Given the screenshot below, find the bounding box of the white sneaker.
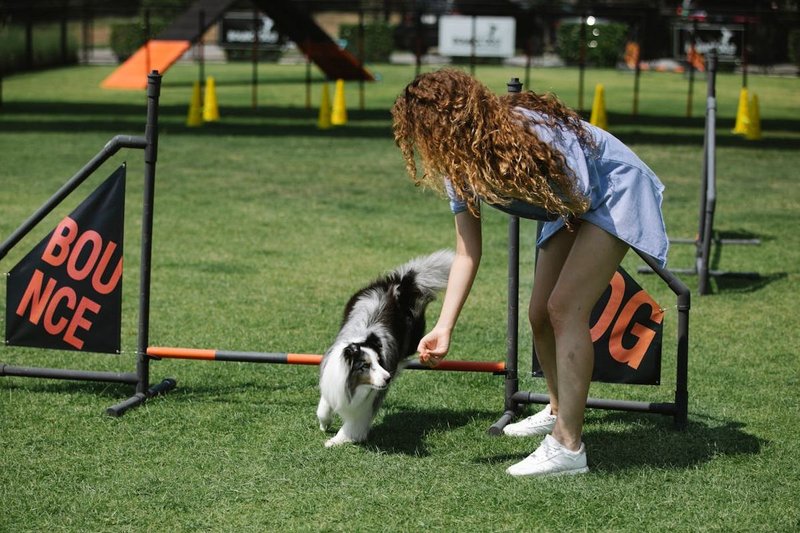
[502,404,557,437]
[506,434,589,477]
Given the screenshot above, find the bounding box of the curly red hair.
[391,69,592,220]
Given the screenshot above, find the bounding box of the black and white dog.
[317,250,454,447]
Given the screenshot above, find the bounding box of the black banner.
[535,266,663,385]
[5,165,126,354]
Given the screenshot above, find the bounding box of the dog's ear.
[364,333,382,354]
[343,343,361,361]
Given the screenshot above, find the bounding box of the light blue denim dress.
[446,108,669,267]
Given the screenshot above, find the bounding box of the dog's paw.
[324,435,353,448]
[318,419,331,432]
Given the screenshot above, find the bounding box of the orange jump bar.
[147,347,505,374]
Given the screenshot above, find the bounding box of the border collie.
[316,250,454,447]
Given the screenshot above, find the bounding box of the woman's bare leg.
[547,222,628,451]
[529,227,577,414]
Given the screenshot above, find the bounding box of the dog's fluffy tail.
[394,249,454,301]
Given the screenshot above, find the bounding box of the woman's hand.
[417,327,451,367]
[418,211,481,368]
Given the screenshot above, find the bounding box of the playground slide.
[101,40,191,90]
[101,0,372,90]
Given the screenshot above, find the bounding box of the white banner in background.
[438,16,516,58]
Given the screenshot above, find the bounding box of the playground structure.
[101,0,373,90]
[1,72,688,432]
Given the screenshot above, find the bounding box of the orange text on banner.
[590,270,663,370]
[14,216,122,350]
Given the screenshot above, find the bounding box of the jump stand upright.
[639,50,760,295]
[0,72,176,416]
[489,78,690,434]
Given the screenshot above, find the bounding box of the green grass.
[1,63,799,532]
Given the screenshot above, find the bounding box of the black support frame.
[639,50,759,295]
[488,78,690,435]
[0,71,175,415]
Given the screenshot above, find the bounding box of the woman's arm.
[418,210,482,365]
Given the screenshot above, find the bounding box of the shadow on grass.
[582,112,800,149]
[365,407,497,457]
[653,229,786,294]
[161,76,328,89]
[587,412,766,473]
[0,377,135,399]
[710,272,788,294]
[0,101,393,139]
[476,411,765,473]
[2,102,799,147]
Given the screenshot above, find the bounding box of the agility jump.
[0,72,505,417]
[1,73,687,431]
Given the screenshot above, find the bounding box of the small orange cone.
[745,93,761,140]
[732,87,750,135]
[589,83,608,130]
[186,80,203,127]
[317,82,332,129]
[331,79,348,126]
[203,76,220,122]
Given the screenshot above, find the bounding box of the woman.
[391,69,668,477]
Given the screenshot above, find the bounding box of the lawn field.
[1,62,799,531]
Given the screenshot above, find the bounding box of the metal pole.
[358,7,365,111]
[144,10,151,81]
[106,71,176,417]
[578,15,586,112]
[741,22,748,89]
[198,10,205,88]
[414,11,422,77]
[674,287,690,429]
[305,41,312,110]
[637,252,690,429]
[0,135,145,261]
[146,347,505,373]
[698,50,717,295]
[252,7,259,110]
[524,35,533,91]
[136,71,161,395]
[60,16,68,64]
[512,391,678,416]
[489,77,524,436]
[470,16,476,77]
[633,18,643,116]
[0,364,138,384]
[686,22,696,118]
